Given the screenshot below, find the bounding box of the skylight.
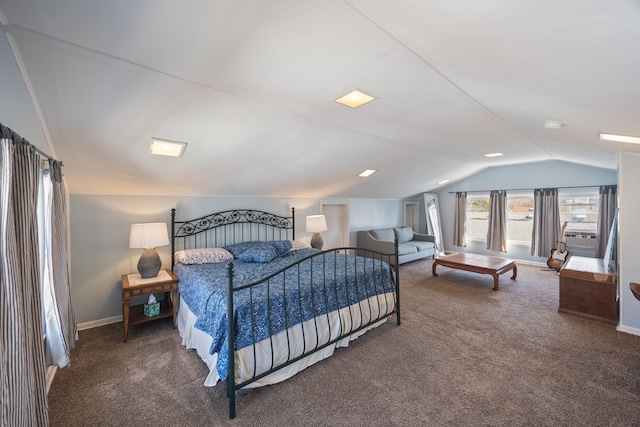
[359,169,377,177]
[336,89,376,108]
[150,138,187,158]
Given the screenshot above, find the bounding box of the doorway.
[404,201,419,232]
[320,202,349,249]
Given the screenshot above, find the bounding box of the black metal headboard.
[171,208,295,268]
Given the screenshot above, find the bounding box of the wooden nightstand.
[121,269,179,342]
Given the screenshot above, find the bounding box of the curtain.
[0,135,49,426]
[486,190,507,252]
[596,185,617,258]
[453,192,467,247]
[531,188,560,258]
[42,161,77,368]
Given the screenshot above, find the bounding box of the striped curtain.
[41,161,77,367]
[0,136,49,426]
[486,190,507,252]
[530,188,560,258]
[453,192,467,247]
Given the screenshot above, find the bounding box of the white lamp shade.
[129,223,169,248]
[306,215,327,233]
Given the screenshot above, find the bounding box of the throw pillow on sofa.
[394,226,414,243]
[370,228,395,241]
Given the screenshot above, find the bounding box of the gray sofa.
[357,226,436,265]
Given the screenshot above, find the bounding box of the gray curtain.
[0,135,49,426]
[50,160,77,359]
[42,160,77,367]
[453,192,467,247]
[531,188,560,258]
[596,185,617,258]
[486,190,507,252]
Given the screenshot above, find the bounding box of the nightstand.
[121,269,179,342]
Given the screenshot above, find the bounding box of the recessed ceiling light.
[359,169,376,177]
[336,89,376,108]
[484,152,504,158]
[545,120,565,129]
[438,179,451,185]
[599,133,640,144]
[150,138,187,158]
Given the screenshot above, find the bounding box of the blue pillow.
[271,240,292,256]
[237,245,279,263]
[224,241,264,258]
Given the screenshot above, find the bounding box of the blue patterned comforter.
[173,248,396,380]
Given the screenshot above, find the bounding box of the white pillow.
[289,240,311,251]
[174,248,234,265]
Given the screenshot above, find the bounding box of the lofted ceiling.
[1,0,639,198]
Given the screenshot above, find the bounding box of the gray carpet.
[48,259,640,426]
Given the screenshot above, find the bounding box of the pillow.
[237,245,279,263]
[370,228,395,242]
[271,240,293,256]
[394,226,415,244]
[289,240,311,251]
[224,241,265,258]
[174,248,234,265]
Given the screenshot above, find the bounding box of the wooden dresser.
[558,256,618,324]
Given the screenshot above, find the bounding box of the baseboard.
[617,324,640,337]
[46,366,57,394]
[77,315,122,331]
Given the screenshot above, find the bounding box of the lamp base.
[138,248,162,278]
[310,232,324,250]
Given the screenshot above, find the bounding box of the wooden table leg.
[492,273,499,291]
[432,261,439,277]
[122,300,130,343]
[511,264,518,280]
[171,290,178,329]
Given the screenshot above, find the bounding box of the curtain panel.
[453,192,467,247]
[1,123,73,426]
[486,190,507,252]
[0,137,49,427]
[596,185,617,259]
[531,188,560,258]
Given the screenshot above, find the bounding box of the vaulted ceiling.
[1,1,639,198]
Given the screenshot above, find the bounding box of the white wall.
[70,195,408,325]
[0,31,50,153]
[618,152,640,335]
[436,160,618,263]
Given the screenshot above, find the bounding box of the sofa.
[357,226,436,265]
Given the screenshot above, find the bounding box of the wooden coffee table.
[432,253,517,290]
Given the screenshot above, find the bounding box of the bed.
[170,207,400,418]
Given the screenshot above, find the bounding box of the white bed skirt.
[177,292,395,388]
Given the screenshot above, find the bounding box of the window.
[507,194,534,244]
[467,192,534,244]
[559,188,599,233]
[467,194,489,240]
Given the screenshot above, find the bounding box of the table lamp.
[306,215,327,249]
[129,222,169,278]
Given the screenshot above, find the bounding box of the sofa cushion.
[403,241,435,253]
[370,228,395,242]
[397,243,418,256]
[394,226,414,244]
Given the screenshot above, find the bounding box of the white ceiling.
[1,0,639,198]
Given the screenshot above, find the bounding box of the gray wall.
[436,160,618,263]
[69,195,409,326]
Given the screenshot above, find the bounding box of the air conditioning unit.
[564,231,597,257]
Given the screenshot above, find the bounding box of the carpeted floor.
[48,259,640,426]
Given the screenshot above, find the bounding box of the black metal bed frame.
[171,207,400,419]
